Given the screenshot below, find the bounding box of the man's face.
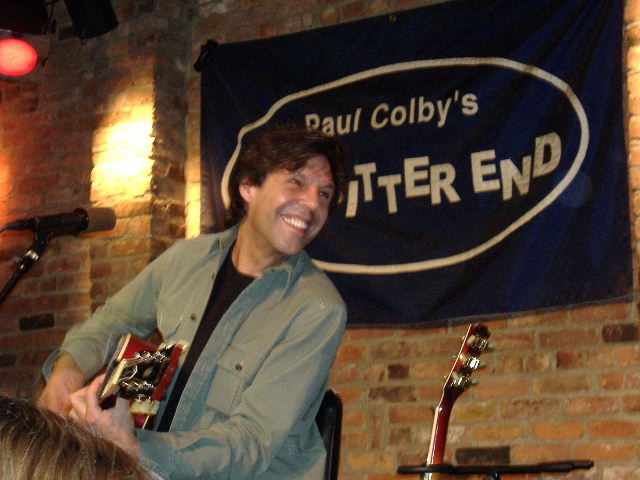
[239,154,335,265]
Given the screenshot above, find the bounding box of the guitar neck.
[425,395,453,480]
[422,323,490,480]
[426,400,452,466]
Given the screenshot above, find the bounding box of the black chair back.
[315,389,342,480]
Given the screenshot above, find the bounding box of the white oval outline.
[220,57,589,275]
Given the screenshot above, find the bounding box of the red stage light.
[0,38,38,76]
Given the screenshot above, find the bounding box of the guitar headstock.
[426,323,492,470]
[443,323,490,400]
[98,334,188,429]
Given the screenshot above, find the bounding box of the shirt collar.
[209,225,308,296]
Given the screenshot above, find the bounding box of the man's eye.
[320,191,332,200]
[289,178,302,186]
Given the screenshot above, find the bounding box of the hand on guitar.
[69,373,141,459]
[38,352,85,415]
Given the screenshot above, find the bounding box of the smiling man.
[39,125,351,480]
[234,154,336,274]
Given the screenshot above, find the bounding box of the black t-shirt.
[156,252,254,431]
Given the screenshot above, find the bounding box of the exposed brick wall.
[0,1,637,480]
[329,307,640,479]
[188,2,640,480]
[0,0,190,394]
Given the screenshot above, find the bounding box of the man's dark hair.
[226,125,350,226]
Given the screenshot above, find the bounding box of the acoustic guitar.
[98,333,188,429]
[424,323,491,480]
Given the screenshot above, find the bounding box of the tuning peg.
[459,353,482,370]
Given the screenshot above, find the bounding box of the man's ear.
[239,179,256,204]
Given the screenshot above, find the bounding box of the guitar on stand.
[425,323,490,480]
[98,333,188,429]
[397,323,593,480]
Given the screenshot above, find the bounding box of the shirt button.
[235,363,243,371]
[190,313,197,320]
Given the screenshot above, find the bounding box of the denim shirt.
[44,227,346,480]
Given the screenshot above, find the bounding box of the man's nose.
[299,187,321,209]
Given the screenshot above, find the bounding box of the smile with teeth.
[282,215,309,231]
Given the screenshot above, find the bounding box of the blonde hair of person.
[0,394,162,480]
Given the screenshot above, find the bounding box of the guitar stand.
[397,460,594,480]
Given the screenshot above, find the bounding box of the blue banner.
[199,0,631,326]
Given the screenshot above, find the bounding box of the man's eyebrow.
[316,178,335,191]
[294,170,335,188]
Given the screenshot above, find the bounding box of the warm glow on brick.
[0,156,12,224]
[92,149,153,198]
[185,160,201,238]
[91,105,154,202]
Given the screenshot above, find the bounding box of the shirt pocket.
[205,344,262,417]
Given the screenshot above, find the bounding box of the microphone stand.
[0,229,52,306]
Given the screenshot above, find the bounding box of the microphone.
[3,207,117,236]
